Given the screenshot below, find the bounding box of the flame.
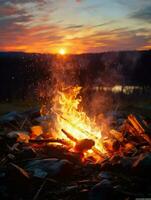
[51,85,106,161]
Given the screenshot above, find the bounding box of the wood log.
[61,129,106,159]
[128,114,151,145]
[29,138,69,146]
[61,129,77,142]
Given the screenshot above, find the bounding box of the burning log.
[103,138,120,153]
[61,129,77,143]
[128,114,145,134]
[109,129,123,142]
[61,129,106,159]
[75,139,95,152]
[128,114,151,145]
[29,138,70,146]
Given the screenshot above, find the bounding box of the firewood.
[128,114,144,134]
[61,129,78,142]
[75,139,95,152]
[29,138,69,146]
[128,114,151,145]
[61,129,106,159]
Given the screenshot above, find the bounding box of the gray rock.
[26,158,73,178]
[16,146,37,160]
[0,111,23,124]
[133,153,151,175]
[7,131,29,138]
[7,131,20,139]
[89,179,113,200]
[98,171,112,180]
[21,108,40,119]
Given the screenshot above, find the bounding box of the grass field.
[0,95,151,118]
[0,100,39,115]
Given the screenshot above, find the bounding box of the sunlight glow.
[59,48,66,55]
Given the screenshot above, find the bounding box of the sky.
[0,0,151,54]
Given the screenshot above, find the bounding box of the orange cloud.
[0,0,151,53]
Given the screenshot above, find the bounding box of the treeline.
[0,50,151,101]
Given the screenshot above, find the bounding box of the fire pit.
[1,84,151,199]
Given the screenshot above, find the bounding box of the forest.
[0,50,151,101]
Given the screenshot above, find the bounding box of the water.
[93,85,147,95]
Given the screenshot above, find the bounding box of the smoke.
[38,51,141,126]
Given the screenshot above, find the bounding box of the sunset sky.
[0,0,151,54]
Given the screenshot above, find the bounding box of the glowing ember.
[50,85,106,161]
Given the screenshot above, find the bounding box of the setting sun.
[59,48,66,55]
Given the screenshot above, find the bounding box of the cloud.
[0,0,46,4]
[0,0,151,53]
[0,5,19,17]
[93,21,115,28]
[65,24,84,29]
[64,27,151,53]
[131,5,151,22]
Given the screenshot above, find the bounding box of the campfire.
[44,85,106,162]
[16,84,151,164]
[1,84,151,199]
[1,61,151,200]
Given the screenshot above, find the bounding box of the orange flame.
[51,85,106,161]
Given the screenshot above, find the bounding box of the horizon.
[0,49,151,56]
[0,0,151,54]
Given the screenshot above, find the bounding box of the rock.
[102,155,133,171]
[7,131,20,139]
[75,139,95,152]
[89,179,113,200]
[7,131,30,143]
[118,157,132,170]
[65,185,78,193]
[34,115,51,123]
[117,118,125,126]
[16,146,37,160]
[7,153,15,160]
[26,158,73,178]
[21,108,40,119]
[0,111,23,125]
[98,171,112,180]
[133,153,151,176]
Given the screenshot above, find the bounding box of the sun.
[59,48,66,55]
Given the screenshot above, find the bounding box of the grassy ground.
[0,94,151,117]
[0,100,39,115]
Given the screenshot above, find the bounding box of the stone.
[26,158,73,178]
[0,111,23,124]
[133,153,151,176]
[98,171,112,180]
[16,146,37,160]
[7,131,30,143]
[89,179,113,200]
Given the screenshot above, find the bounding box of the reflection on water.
[94,85,145,95]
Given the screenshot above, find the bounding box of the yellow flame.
[51,85,106,161]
